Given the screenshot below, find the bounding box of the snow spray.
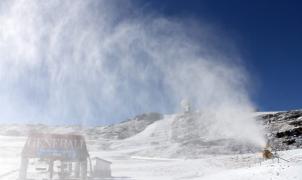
[0,0,266,149]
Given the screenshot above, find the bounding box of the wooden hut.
[91,157,112,178]
[19,133,89,180]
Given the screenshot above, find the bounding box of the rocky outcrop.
[260,110,302,150]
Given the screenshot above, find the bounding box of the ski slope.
[0,134,301,180]
[0,111,301,179]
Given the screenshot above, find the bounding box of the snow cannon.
[262,142,274,159]
[262,149,273,159]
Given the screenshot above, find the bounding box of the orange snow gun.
[262,149,273,159]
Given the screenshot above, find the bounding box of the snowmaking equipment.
[262,148,273,159]
[261,143,289,162]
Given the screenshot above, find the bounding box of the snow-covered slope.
[0,110,302,179]
[1,110,302,158]
[91,110,302,158]
[107,112,261,158]
[86,112,163,140]
[1,134,301,180]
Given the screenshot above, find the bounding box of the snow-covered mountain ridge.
[0,110,301,156]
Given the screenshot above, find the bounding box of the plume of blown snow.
[0,0,265,147]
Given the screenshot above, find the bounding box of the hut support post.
[81,160,87,180]
[19,157,28,180]
[75,162,80,178]
[49,160,54,179]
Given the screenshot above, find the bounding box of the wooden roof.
[91,157,112,164]
[22,133,89,161]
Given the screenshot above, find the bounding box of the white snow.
[0,112,301,180]
[90,148,302,180]
[1,134,301,180]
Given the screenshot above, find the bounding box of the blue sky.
[137,0,302,112]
